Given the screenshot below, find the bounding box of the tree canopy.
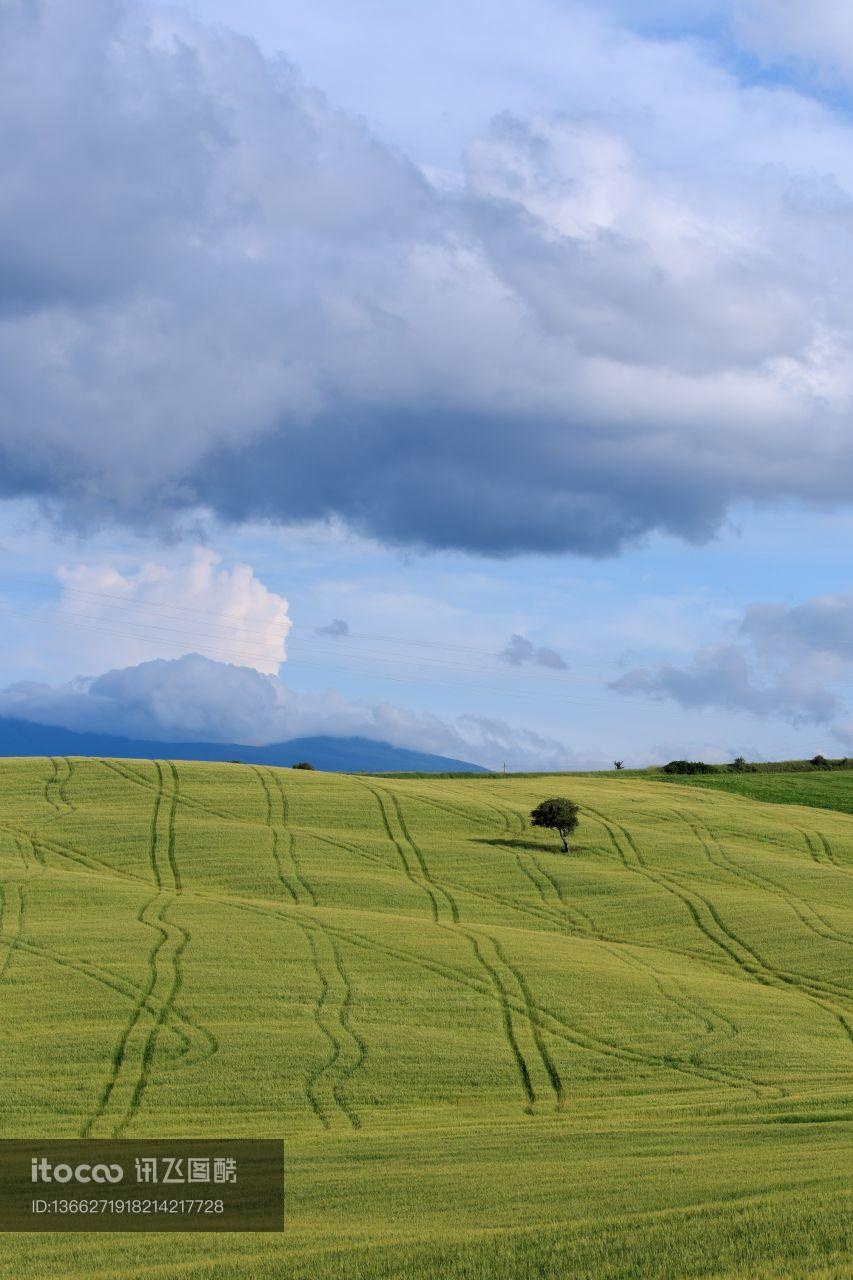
[530,797,580,852]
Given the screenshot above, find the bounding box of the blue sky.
[2,0,853,769]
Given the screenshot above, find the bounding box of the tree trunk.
[559,830,568,852]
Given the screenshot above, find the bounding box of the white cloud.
[611,589,853,728]
[57,548,291,674]
[732,1,853,82]
[0,653,593,771]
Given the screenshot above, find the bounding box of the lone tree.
[530,797,580,852]
[291,761,315,770]
[613,760,624,770]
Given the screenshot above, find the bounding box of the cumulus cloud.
[501,634,567,670]
[3,1,853,554]
[57,548,291,674]
[611,589,853,726]
[0,653,592,771]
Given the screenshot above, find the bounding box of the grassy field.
[0,758,851,1279]
[657,767,853,816]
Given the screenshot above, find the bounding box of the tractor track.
[676,810,853,957]
[82,762,202,1138]
[21,801,772,1100]
[253,767,362,1130]
[585,805,853,1051]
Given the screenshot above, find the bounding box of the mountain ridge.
[0,715,487,774]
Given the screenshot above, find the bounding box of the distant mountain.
[0,716,487,774]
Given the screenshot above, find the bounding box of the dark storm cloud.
[5,0,853,554]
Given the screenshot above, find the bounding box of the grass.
[655,767,853,816]
[0,757,851,1278]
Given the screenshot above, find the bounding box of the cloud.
[57,548,291,675]
[610,589,853,725]
[611,642,840,723]
[0,653,593,770]
[501,633,567,670]
[6,1,853,555]
[731,1,853,82]
[315,618,350,637]
[739,593,853,662]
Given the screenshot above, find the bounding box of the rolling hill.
[0,757,851,1279]
[0,715,487,773]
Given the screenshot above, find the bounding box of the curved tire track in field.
[525,848,740,1057]
[59,757,75,811]
[82,763,203,1138]
[668,812,853,1012]
[252,766,298,903]
[86,763,723,979]
[253,767,362,1130]
[98,758,243,828]
[9,771,763,1095]
[82,896,189,1137]
[329,936,366,1128]
[0,880,25,983]
[33,817,759,1105]
[371,782,565,1112]
[587,805,853,1052]
[799,827,853,879]
[818,831,853,876]
[387,791,459,923]
[17,935,214,1066]
[359,782,441,923]
[30,757,75,836]
[42,758,67,822]
[488,932,565,1109]
[463,930,536,1108]
[675,815,853,1047]
[381,787,495,832]
[319,790,753,1088]
[363,781,543,1106]
[221,890,771,1098]
[165,763,183,892]
[677,810,853,958]
[0,816,149,885]
[21,764,776,1106]
[269,770,318,907]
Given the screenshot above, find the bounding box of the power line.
[0,574,618,674]
[0,602,671,712]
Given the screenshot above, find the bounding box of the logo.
[31,1158,123,1185]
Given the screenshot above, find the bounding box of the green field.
[1,757,851,1279]
[658,767,853,816]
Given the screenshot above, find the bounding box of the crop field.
[659,767,853,817]
[0,758,851,1279]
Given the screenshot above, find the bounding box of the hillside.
[657,766,853,816]
[0,716,487,773]
[1,758,851,1279]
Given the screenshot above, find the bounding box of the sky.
[3,0,853,769]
